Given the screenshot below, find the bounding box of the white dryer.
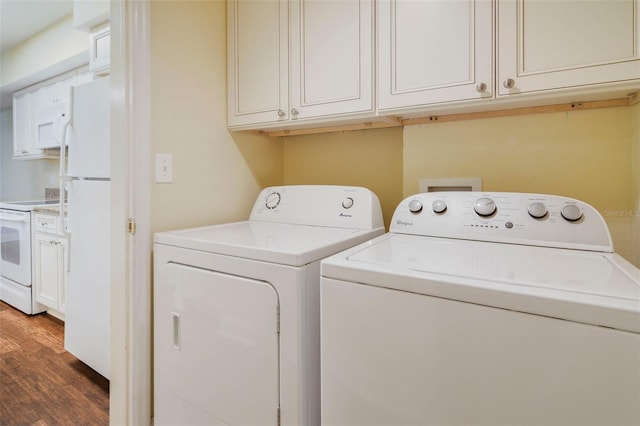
[153,185,384,426]
[321,192,640,426]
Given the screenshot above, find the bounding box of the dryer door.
[155,262,280,426]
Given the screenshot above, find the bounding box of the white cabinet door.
[289,0,374,119]
[12,90,45,158]
[497,0,640,96]
[228,0,374,128]
[227,0,289,127]
[378,0,493,111]
[89,25,111,74]
[12,93,30,157]
[37,81,59,112]
[34,233,61,309]
[57,74,76,108]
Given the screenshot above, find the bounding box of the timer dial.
[342,197,354,209]
[474,197,497,217]
[265,192,281,209]
[408,199,423,214]
[528,202,548,219]
[432,200,447,214]
[561,204,583,221]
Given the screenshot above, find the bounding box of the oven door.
[0,210,32,286]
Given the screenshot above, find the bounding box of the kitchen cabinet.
[377,0,494,111]
[12,89,49,158]
[33,213,68,318]
[89,25,111,74]
[12,92,33,157]
[37,72,75,114]
[379,0,639,114]
[227,0,375,129]
[497,0,640,96]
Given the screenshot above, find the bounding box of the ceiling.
[0,0,73,54]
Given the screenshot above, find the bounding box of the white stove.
[320,191,640,425]
[0,200,59,314]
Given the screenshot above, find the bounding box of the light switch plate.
[156,153,173,183]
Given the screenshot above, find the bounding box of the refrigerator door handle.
[59,176,71,239]
[59,86,72,241]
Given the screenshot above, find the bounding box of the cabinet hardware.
[476,83,487,93]
[503,78,515,89]
[291,108,299,117]
[277,109,286,118]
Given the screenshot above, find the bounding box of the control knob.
[432,200,447,214]
[561,204,583,221]
[474,197,496,217]
[342,197,354,209]
[265,192,281,209]
[528,202,548,219]
[408,199,423,214]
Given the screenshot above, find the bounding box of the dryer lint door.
[154,262,280,426]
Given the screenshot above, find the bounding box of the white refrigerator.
[61,76,111,379]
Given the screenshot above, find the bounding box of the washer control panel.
[250,185,384,230]
[391,192,613,252]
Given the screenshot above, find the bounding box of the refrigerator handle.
[59,85,73,179]
[59,85,73,240]
[59,177,71,239]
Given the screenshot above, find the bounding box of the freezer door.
[64,179,110,379]
[67,76,110,179]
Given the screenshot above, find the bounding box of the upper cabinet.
[89,25,111,74]
[497,0,640,96]
[377,0,494,111]
[13,91,44,158]
[379,0,639,114]
[227,0,375,130]
[228,0,639,133]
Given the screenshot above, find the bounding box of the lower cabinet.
[33,213,68,318]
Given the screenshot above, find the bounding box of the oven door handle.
[0,213,29,223]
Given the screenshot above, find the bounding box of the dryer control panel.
[250,185,384,231]
[391,192,613,252]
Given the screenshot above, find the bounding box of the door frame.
[111,0,152,424]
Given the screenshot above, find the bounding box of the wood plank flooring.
[0,301,109,425]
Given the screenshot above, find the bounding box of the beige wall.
[283,107,637,265]
[404,107,636,264]
[283,127,404,230]
[150,0,283,234]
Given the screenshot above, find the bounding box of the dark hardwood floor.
[0,301,109,425]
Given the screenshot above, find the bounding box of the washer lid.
[321,234,640,333]
[154,221,384,267]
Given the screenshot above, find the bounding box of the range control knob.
[408,199,423,214]
[561,204,583,221]
[432,200,447,214]
[528,202,548,219]
[342,197,354,209]
[474,197,496,217]
[265,192,281,209]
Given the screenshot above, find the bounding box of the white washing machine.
[321,192,640,426]
[153,185,384,426]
